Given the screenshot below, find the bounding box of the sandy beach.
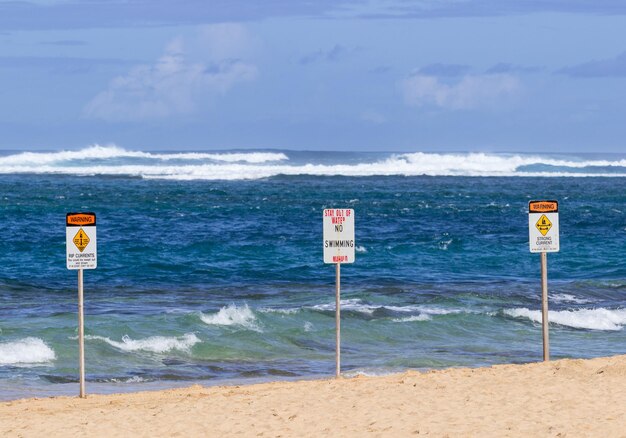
[1,355,625,437]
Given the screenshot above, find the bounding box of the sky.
[1,0,626,152]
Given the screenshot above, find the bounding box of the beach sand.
[1,355,625,437]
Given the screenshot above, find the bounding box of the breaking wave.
[392,315,432,323]
[309,299,462,317]
[0,337,56,365]
[0,146,624,179]
[200,303,261,331]
[504,307,626,331]
[86,333,200,353]
[0,144,287,166]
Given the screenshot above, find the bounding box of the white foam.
[148,151,288,163]
[399,152,626,173]
[439,239,453,250]
[0,337,56,365]
[309,299,459,317]
[392,314,432,323]
[304,321,314,332]
[355,246,368,253]
[0,147,625,179]
[0,144,287,166]
[504,307,626,331]
[310,299,380,314]
[109,376,148,383]
[387,305,462,316]
[86,333,200,353]
[343,368,400,378]
[259,307,300,315]
[200,303,261,331]
[550,293,592,304]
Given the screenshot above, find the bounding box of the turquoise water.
[0,147,625,399]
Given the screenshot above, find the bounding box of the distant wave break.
[0,144,625,179]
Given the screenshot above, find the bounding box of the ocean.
[0,145,625,400]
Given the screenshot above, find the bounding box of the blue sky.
[1,0,626,152]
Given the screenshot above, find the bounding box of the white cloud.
[84,24,258,121]
[401,73,520,110]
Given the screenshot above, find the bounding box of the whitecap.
[355,246,368,253]
[309,299,460,317]
[438,239,453,250]
[1,148,626,179]
[0,144,288,166]
[391,315,431,323]
[200,303,261,331]
[550,293,592,304]
[85,333,200,353]
[258,307,300,315]
[0,337,56,365]
[504,307,626,331]
[310,299,379,314]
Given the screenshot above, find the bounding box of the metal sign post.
[323,208,355,378]
[540,252,549,361]
[528,201,559,362]
[78,268,85,397]
[66,212,97,398]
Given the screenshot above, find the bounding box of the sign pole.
[66,212,96,399]
[528,200,558,362]
[335,262,341,378]
[323,208,354,379]
[540,252,549,361]
[78,268,86,397]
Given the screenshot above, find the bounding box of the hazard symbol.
[73,228,90,252]
[535,214,552,236]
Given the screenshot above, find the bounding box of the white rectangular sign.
[66,212,97,270]
[323,208,355,264]
[529,201,559,253]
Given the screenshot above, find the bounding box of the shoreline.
[2,354,625,437]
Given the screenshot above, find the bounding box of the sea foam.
[0,337,56,365]
[200,303,261,331]
[85,333,200,353]
[504,307,626,331]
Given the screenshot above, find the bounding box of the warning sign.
[323,209,355,264]
[73,228,90,252]
[535,214,552,236]
[529,201,559,253]
[67,212,97,270]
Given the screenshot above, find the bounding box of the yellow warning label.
[535,214,552,236]
[73,228,90,252]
